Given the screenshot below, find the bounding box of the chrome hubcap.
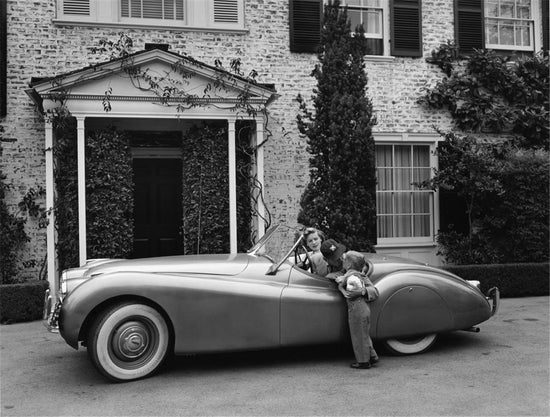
[112,321,150,361]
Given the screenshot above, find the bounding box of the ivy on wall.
[420,44,549,150]
[54,121,134,270]
[85,128,134,259]
[181,121,257,254]
[182,123,230,254]
[419,44,550,264]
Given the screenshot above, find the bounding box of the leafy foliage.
[55,122,134,269]
[182,123,230,254]
[422,130,549,264]
[0,161,29,284]
[297,0,377,251]
[53,119,79,271]
[85,128,134,259]
[0,129,47,284]
[420,47,549,150]
[182,122,256,254]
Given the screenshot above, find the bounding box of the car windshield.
[248,224,304,264]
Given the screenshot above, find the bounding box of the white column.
[45,121,57,297]
[255,119,266,238]
[77,117,87,266]
[228,119,237,253]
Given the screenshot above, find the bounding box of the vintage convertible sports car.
[44,224,499,382]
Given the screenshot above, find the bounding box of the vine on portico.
[41,33,273,267]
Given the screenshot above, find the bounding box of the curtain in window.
[376,144,432,239]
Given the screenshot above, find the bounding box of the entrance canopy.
[26,47,277,297]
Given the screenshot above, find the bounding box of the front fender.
[59,272,176,348]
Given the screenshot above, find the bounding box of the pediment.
[27,49,276,117]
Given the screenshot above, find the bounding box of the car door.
[279,266,348,346]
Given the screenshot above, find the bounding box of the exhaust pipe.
[462,326,480,333]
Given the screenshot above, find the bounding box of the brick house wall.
[1,0,545,278]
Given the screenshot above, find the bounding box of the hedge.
[444,263,549,298]
[0,280,49,324]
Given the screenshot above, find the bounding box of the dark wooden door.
[132,158,183,258]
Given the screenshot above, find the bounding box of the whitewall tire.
[383,334,438,355]
[87,303,170,382]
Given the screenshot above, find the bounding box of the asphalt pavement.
[1,296,548,416]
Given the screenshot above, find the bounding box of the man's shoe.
[370,356,379,365]
[350,362,371,369]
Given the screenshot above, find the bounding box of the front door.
[132,158,183,258]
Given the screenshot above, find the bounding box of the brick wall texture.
[0,0,479,277]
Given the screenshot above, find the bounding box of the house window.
[485,0,534,50]
[455,0,544,54]
[289,0,422,57]
[56,0,244,31]
[375,144,434,242]
[341,0,386,55]
[120,0,185,21]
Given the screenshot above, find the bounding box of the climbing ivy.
[420,46,549,150]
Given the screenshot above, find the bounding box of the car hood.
[83,253,250,278]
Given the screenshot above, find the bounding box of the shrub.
[423,131,549,265]
[0,280,49,324]
[444,263,549,298]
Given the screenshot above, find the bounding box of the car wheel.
[87,302,170,382]
[383,334,438,355]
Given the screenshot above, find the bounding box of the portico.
[26,47,277,298]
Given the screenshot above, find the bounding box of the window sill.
[53,19,249,34]
[365,55,395,63]
[376,240,436,249]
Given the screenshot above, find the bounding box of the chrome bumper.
[43,289,61,333]
[486,287,500,317]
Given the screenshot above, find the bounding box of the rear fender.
[372,272,453,339]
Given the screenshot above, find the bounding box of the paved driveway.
[1,296,548,416]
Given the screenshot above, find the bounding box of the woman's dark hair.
[302,227,326,244]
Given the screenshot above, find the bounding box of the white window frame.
[374,134,440,247]
[333,0,391,58]
[55,0,245,32]
[484,0,541,51]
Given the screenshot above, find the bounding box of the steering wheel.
[294,244,314,273]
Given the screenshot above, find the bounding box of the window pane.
[363,10,381,35]
[396,215,412,237]
[500,2,515,18]
[376,193,392,215]
[377,167,392,190]
[377,216,393,238]
[500,20,515,44]
[485,0,499,17]
[413,214,430,237]
[395,145,411,167]
[349,10,362,29]
[395,192,410,214]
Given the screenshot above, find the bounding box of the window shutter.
[390,0,422,57]
[289,0,322,53]
[455,0,484,54]
[213,0,239,24]
[62,0,90,16]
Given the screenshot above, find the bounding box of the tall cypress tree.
[297,0,377,252]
